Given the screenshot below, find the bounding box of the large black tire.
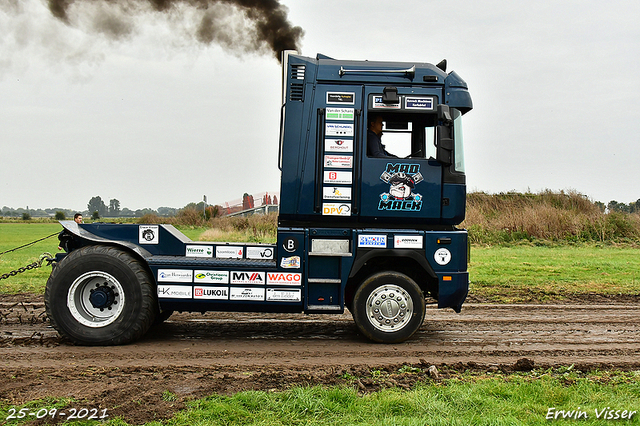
[44,245,157,345]
[351,271,426,343]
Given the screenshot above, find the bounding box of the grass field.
[1,223,639,300]
[2,223,640,424]
[1,369,639,425]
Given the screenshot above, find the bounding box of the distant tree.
[205,205,221,219]
[92,210,100,220]
[22,212,31,220]
[109,199,121,217]
[157,207,178,217]
[55,211,66,220]
[88,196,107,217]
[607,200,629,213]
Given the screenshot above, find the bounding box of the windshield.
[452,108,465,173]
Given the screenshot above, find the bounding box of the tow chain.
[0,253,55,281]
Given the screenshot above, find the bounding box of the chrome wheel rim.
[365,284,413,332]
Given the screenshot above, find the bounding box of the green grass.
[2,370,639,425]
[469,244,640,302]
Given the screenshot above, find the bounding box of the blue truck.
[45,51,473,345]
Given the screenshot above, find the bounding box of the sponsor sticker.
[230,287,265,301]
[325,138,353,153]
[358,235,387,248]
[378,163,424,212]
[323,170,352,184]
[405,96,434,110]
[157,269,193,283]
[193,286,229,300]
[230,271,266,285]
[323,186,352,201]
[282,237,299,253]
[185,245,213,258]
[246,246,274,260]
[267,272,302,286]
[323,203,351,216]
[194,270,229,283]
[326,92,355,105]
[280,256,301,269]
[394,235,423,249]
[157,285,192,299]
[266,288,301,302]
[216,246,244,259]
[326,107,355,120]
[324,155,353,169]
[434,248,452,265]
[325,122,354,137]
[139,225,159,244]
[372,95,400,109]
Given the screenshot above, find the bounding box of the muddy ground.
[1,293,639,425]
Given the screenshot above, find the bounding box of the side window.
[366,112,437,159]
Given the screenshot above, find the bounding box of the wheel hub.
[89,284,116,309]
[366,284,413,332]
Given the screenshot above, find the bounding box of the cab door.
[358,87,443,225]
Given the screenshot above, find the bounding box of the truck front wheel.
[352,272,426,343]
[45,245,156,345]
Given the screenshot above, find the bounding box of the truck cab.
[45,52,473,345]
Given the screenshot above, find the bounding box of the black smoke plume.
[47,0,304,61]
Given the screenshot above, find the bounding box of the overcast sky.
[1,0,639,211]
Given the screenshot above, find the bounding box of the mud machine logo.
[378,163,424,211]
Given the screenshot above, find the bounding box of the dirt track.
[1,294,639,424]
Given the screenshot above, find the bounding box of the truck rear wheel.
[45,245,156,345]
[352,272,426,343]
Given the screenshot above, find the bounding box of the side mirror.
[436,104,454,166]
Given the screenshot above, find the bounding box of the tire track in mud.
[1,301,639,368]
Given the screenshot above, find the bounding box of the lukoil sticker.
[324,170,352,184]
[185,245,213,257]
[323,203,351,216]
[157,269,193,283]
[434,248,452,265]
[139,225,159,244]
[266,288,301,302]
[246,246,274,260]
[193,286,229,300]
[394,235,423,249]
[358,235,387,248]
[194,270,229,283]
[216,246,243,259]
[379,163,424,212]
[280,256,301,269]
[230,287,265,301]
[157,285,192,299]
[323,186,352,201]
[230,271,265,285]
[325,138,353,153]
[267,272,302,285]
